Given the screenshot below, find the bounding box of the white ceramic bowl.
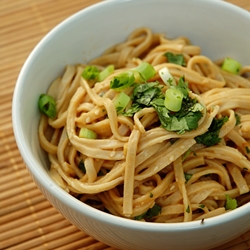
[12,0,250,249]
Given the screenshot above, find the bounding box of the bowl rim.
[12,0,250,231]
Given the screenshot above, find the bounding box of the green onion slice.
[159,67,176,86]
[79,127,97,139]
[82,66,100,80]
[98,65,114,82]
[113,92,130,114]
[38,94,57,119]
[225,194,237,210]
[110,70,135,91]
[164,88,183,112]
[133,62,156,82]
[221,57,241,74]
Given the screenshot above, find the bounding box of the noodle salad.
[38,27,250,223]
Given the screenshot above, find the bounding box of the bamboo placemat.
[1,0,250,249]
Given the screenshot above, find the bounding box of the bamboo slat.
[0,0,249,249]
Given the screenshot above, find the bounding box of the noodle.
[38,27,250,223]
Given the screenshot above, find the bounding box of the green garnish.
[199,204,205,209]
[186,205,190,213]
[235,113,241,126]
[110,62,156,91]
[124,77,203,134]
[133,62,156,82]
[132,81,163,106]
[38,94,57,119]
[159,67,176,86]
[82,66,100,80]
[110,70,135,91]
[134,204,161,220]
[78,160,86,173]
[246,147,250,154]
[150,193,153,198]
[164,52,186,66]
[225,194,237,210]
[153,78,203,134]
[113,92,130,114]
[195,116,228,146]
[79,127,97,139]
[221,57,241,74]
[97,65,114,82]
[164,88,183,112]
[184,173,193,183]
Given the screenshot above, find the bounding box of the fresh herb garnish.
[124,77,203,134]
[184,173,193,183]
[110,62,156,91]
[225,194,237,210]
[79,127,97,139]
[98,65,114,82]
[235,113,241,126]
[195,116,228,146]
[164,52,186,66]
[82,66,100,80]
[221,57,241,75]
[246,147,250,154]
[113,92,130,114]
[38,94,57,119]
[78,160,86,174]
[123,81,164,116]
[153,78,203,134]
[134,204,161,220]
[110,71,135,91]
[132,81,164,106]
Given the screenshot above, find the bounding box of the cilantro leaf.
[123,77,203,134]
[110,71,135,91]
[195,116,228,146]
[235,113,241,126]
[124,82,163,116]
[184,172,193,182]
[78,160,86,173]
[184,111,203,131]
[164,52,186,66]
[134,204,161,221]
[175,76,189,98]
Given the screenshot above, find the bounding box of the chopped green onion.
[221,57,241,74]
[82,66,100,80]
[164,88,183,112]
[38,94,57,119]
[97,65,114,82]
[225,194,237,210]
[79,127,97,139]
[113,92,130,114]
[110,70,135,91]
[110,62,155,91]
[133,62,156,82]
[159,67,176,86]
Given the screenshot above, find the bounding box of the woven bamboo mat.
[1,0,250,249]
